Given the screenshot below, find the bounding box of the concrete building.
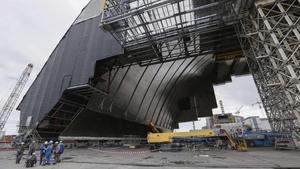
[205,117,214,129]
[243,116,272,131]
[203,114,244,131]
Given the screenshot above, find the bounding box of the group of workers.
[16,140,65,167]
[40,140,65,165]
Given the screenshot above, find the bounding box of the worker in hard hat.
[56,141,64,163]
[39,141,48,165]
[16,142,25,164]
[28,140,36,155]
[26,152,37,167]
[44,140,53,165]
[53,141,59,164]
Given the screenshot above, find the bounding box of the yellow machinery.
[221,129,247,151]
[147,127,247,151]
[147,129,216,143]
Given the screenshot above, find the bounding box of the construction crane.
[252,100,262,109]
[0,64,33,135]
[147,129,248,151]
[234,106,244,115]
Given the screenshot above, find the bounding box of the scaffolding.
[237,0,300,132]
[99,0,300,134]
[100,0,242,66]
[35,84,107,139]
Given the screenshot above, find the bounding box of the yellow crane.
[147,124,247,151]
[147,129,216,143]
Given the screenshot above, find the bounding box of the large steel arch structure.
[17,0,299,139]
[100,0,300,134]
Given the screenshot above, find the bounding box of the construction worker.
[216,139,222,149]
[56,141,64,163]
[39,141,48,165]
[44,140,53,165]
[25,152,37,167]
[16,142,25,164]
[53,141,59,164]
[28,140,36,155]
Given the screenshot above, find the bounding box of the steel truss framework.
[237,0,300,132]
[100,0,241,66]
[35,85,105,138]
[100,0,300,134]
[0,64,33,133]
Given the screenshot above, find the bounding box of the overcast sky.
[0,0,266,135]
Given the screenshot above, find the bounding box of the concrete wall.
[243,116,271,131]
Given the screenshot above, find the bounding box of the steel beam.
[237,0,300,132]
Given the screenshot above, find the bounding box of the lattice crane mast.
[0,64,33,133]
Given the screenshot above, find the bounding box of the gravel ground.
[0,147,300,169]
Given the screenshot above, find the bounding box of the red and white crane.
[0,64,33,135]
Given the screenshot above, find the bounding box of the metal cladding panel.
[19,16,122,127]
[87,54,217,129]
[127,64,161,119]
[74,0,101,25]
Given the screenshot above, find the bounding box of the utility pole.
[192,96,199,131]
[252,101,262,109]
[0,64,33,136]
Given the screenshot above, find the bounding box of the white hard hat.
[32,140,36,143]
[21,142,25,145]
[49,140,53,144]
[59,141,63,143]
[33,152,36,155]
[55,141,59,144]
[44,141,48,144]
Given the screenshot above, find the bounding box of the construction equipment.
[0,64,33,136]
[147,129,216,144]
[147,124,248,151]
[234,106,243,115]
[148,122,160,133]
[275,138,296,150]
[241,131,293,147]
[274,132,296,150]
[221,129,247,151]
[251,101,262,109]
[243,131,274,147]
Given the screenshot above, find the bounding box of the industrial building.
[16,0,300,141]
[243,116,272,131]
[204,114,271,132]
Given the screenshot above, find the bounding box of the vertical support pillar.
[238,0,300,132]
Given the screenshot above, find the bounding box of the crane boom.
[0,64,33,133]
